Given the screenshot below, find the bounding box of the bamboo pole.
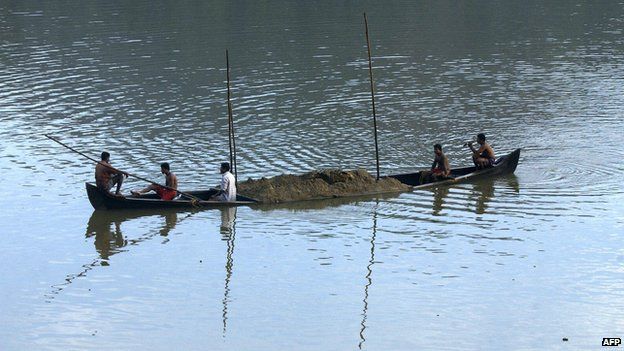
[226,50,238,184]
[364,13,380,180]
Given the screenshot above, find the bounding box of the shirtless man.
[420,144,451,184]
[95,151,128,195]
[467,133,495,169]
[131,162,178,200]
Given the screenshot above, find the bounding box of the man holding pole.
[131,162,178,200]
[466,133,496,169]
[419,144,451,184]
[95,151,128,196]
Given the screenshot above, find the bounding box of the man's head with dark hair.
[434,143,443,156]
[101,151,110,161]
[160,162,170,173]
[477,133,486,143]
[220,162,230,173]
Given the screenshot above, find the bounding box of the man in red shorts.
[419,144,451,184]
[131,162,178,200]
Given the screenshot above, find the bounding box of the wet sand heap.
[238,169,411,204]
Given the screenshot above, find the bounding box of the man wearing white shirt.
[214,162,236,202]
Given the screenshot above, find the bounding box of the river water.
[1,1,623,350]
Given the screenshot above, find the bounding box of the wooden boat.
[86,183,258,210]
[387,148,521,188]
[86,149,520,210]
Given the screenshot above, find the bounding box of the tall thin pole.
[226,50,238,184]
[364,13,380,180]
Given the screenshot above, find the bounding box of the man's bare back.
[95,152,127,194]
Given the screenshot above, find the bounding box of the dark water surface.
[1,1,623,350]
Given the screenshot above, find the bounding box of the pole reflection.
[359,202,378,349]
[220,207,237,337]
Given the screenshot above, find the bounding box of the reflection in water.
[504,174,520,194]
[431,186,450,216]
[472,180,496,215]
[85,211,127,261]
[85,210,179,260]
[46,210,184,301]
[220,207,237,337]
[253,192,402,212]
[359,204,378,349]
[472,175,519,215]
[426,175,520,216]
[220,207,237,236]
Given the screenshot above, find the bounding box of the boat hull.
[86,183,258,210]
[387,148,521,188]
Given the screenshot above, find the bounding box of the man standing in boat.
[95,151,128,196]
[467,133,496,169]
[420,144,451,184]
[131,162,178,200]
[212,162,237,202]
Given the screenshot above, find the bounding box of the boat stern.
[85,183,108,210]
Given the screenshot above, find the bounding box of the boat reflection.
[252,192,403,212]
[85,210,180,260]
[426,174,520,215]
[471,174,519,215]
[45,209,188,301]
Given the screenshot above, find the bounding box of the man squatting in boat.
[420,143,451,184]
[95,151,128,196]
[466,133,496,169]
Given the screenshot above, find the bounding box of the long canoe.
[86,183,258,210]
[387,148,521,188]
[86,149,520,210]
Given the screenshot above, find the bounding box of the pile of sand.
[238,169,411,204]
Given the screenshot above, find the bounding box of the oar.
[44,134,202,206]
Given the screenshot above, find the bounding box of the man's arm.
[102,162,128,177]
[467,142,478,155]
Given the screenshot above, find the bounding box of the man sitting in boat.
[95,151,128,196]
[420,144,451,184]
[466,133,496,169]
[211,162,237,202]
[131,162,178,200]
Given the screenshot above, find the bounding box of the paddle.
[44,134,202,206]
